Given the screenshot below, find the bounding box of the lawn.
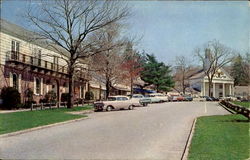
[188,114,249,160]
[232,101,250,108]
[0,105,93,135]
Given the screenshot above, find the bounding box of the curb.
[181,118,197,160]
[0,116,89,138]
[218,103,235,114]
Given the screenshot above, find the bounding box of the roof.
[189,67,234,81]
[0,19,69,57]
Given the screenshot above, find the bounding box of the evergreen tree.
[141,54,174,92]
[231,54,249,86]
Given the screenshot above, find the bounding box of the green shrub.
[85,91,94,100]
[24,88,34,108]
[44,90,57,103]
[61,93,69,102]
[0,87,21,109]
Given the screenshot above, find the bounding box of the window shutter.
[18,74,22,92]
[34,77,36,94]
[41,78,43,95]
[9,72,13,87]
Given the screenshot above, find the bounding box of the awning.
[133,88,156,93]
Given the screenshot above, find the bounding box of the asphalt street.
[0,102,229,159]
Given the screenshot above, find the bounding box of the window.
[33,48,42,66]
[53,56,59,70]
[117,97,123,101]
[11,40,20,60]
[13,74,18,90]
[219,92,223,97]
[219,84,223,89]
[122,97,128,101]
[36,78,40,94]
[107,97,116,101]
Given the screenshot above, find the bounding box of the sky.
[1,1,249,66]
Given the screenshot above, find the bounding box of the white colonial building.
[189,68,234,98]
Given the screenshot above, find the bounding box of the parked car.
[149,93,169,102]
[144,94,161,103]
[183,95,193,101]
[193,96,206,102]
[94,96,134,112]
[170,96,178,102]
[225,95,237,101]
[210,97,219,101]
[128,94,151,107]
[170,95,184,102]
[176,95,184,101]
[202,96,213,101]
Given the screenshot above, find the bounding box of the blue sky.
[1,1,249,65]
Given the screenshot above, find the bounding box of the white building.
[189,68,234,98]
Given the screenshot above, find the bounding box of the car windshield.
[107,97,116,101]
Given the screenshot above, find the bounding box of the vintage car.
[94,96,134,112]
[128,94,151,107]
[183,95,193,101]
[144,94,161,103]
[148,93,169,103]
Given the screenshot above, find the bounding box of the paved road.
[0,102,229,159]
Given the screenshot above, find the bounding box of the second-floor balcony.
[6,51,68,74]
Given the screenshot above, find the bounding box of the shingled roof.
[0,19,69,56]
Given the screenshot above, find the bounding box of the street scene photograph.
[0,0,249,159]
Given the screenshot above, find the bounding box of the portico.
[202,81,234,97]
[190,68,234,98]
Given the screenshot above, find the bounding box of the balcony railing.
[7,51,68,74]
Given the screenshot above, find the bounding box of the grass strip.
[0,105,93,135]
[188,114,249,160]
[232,101,250,108]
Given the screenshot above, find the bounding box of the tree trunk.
[182,76,185,95]
[105,80,110,100]
[208,79,213,97]
[130,77,133,95]
[67,73,74,108]
[67,61,75,108]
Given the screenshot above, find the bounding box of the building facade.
[0,19,88,104]
[189,68,234,98]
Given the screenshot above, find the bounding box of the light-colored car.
[129,94,151,107]
[94,96,134,112]
[193,96,206,102]
[224,95,237,101]
[149,93,169,102]
[144,94,161,103]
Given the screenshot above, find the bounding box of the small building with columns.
[189,68,234,98]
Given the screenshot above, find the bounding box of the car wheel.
[143,103,148,107]
[128,105,134,110]
[106,106,112,112]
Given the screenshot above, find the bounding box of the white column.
[79,86,82,98]
[213,83,216,97]
[46,85,49,93]
[40,78,43,95]
[232,85,235,96]
[9,72,13,87]
[203,81,206,96]
[34,77,36,94]
[229,84,232,95]
[18,74,22,92]
[222,83,225,97]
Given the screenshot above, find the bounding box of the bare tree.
[121,41,144,94]
[174,56,191,95]
[195,40,234,97]
[26,0,129,108]
[90,23,126,99]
